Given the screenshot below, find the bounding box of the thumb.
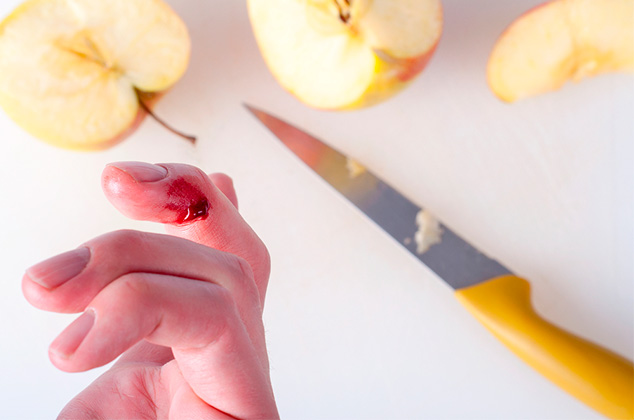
[101,162,270,302]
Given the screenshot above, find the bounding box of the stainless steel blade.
[246,105,511,289]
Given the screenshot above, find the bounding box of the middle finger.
[23,230,264,350]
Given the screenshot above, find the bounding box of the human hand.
[22,162,278,419]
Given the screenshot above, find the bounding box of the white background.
[0,0,632,419]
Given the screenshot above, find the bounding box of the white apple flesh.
[487,0,634,102]
[247,0,443,110]
[0,0,191,150]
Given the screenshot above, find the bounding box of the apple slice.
[247,0,442,110]
[487,0,634,102]
[0,0,191,150]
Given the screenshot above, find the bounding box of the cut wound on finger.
[103,162,212,226]
[165,177,210,224]
[102,162,271,303]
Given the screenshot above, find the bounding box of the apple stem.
[334,0,351,24]
[138,98,197,144]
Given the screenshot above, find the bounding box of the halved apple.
[247,0,443,110]
[487,0,634,102]
[0,0,191,150]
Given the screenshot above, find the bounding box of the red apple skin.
[397,41,440,83]
[337,6,443,112]
[398,1,443,84]
[334,36,441,111]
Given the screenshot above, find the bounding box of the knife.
[246,104,634,419]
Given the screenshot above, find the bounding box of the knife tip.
[243,103,272,125]
[242,102,257,114]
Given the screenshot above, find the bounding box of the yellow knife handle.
[454,275,634,419]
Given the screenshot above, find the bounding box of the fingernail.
[26,247,90,289]
[109,161,167,183]
[50,309,95,359]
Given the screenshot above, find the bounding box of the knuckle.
[113,370,159,417]
[226,254,261,305]
[250,236,272,283]
[215,284,242,327]
[91,273,156,320]
[100,229,151,256]
[234,255,255,282]
[123,229,153,248]
[209,282,236,312]
[111,273,153,301]
[195,284,239,345]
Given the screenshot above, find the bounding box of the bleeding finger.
[101,162,270,301]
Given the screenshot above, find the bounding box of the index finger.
[101,162,271,303]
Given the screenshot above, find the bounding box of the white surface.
[0,0,632,418]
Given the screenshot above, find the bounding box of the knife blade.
[246,104,634,420]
